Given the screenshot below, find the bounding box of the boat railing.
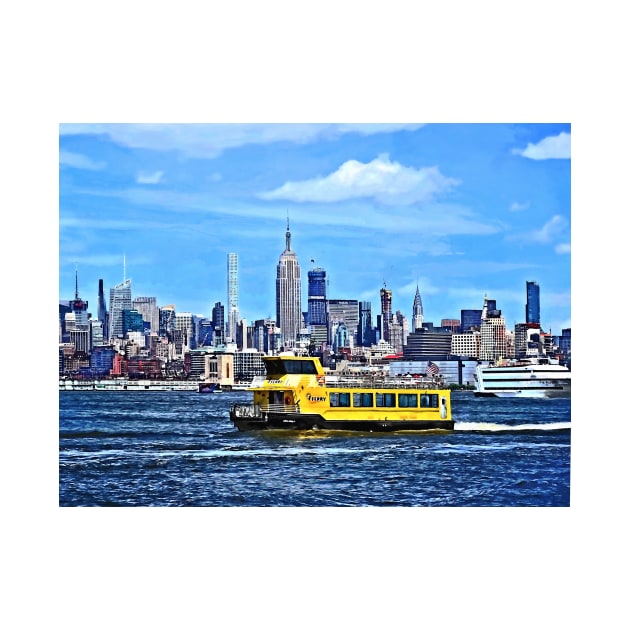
[259,403,301,414]
[324,376,443,390]
[232,403,301,417]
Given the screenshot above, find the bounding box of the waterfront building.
[109,279,132,340]
[380,285,393,342]
[227,253,239,342]
[403,328,453,359]
[526,280,541,324]
[390,359,479,387]
[89,345,116,377]
[204,353,234,388]
[275,219,302,348]
[133,296,159,333]
[233,350,266,383]
[451,331,481,358]
[479,295,512,360]
[412,284,424,331]
[188,348,211,378]
[480,315,509,360]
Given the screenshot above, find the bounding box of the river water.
[59,390,570,507]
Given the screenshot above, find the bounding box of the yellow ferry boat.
[229,355,453,432]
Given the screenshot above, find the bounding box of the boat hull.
[230,409,454,432]
[474,386,570,399]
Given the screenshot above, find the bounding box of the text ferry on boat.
[229,355,453,432]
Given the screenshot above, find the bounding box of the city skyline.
[59,123,571,332]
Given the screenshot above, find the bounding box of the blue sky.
[59,123,570,333]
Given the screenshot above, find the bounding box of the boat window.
[282,359,318,375]
[264,358,284,375]
[376,393,396,407]
[330,392,351,407]
[353,393,374,407]
[420,394,439,408]
[398,393,418,408]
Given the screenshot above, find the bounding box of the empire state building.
[276,219,302,348]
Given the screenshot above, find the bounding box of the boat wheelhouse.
[229,356,453,432]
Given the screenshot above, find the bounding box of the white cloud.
[58,123,425,158]
[510,201,530,212]
[531,215,569,243]
[512,132,571,160]
[59,150,105,170]
[136,171,164,184]
[555,242,571,254]
[258,154,459,205]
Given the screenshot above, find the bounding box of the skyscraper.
[212,301,225,346]
[380,284,392,342]
[109,279,132,339]
[133,296,159,333]
[97,278,108,340]
[276,219,302,347]
[328,299,359,347]
[358,301,374,347]
[307,266,328,348]
[526,281,540,324]
[227,253,239,341]
[412,283,424,331]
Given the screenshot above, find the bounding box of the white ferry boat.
[474,356,571,398]
[59,378,200,391]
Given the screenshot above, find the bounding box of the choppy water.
[59,390,570,506]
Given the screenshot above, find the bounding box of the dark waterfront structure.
[526,280,541,324]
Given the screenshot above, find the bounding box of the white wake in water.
[454,421,571,432]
